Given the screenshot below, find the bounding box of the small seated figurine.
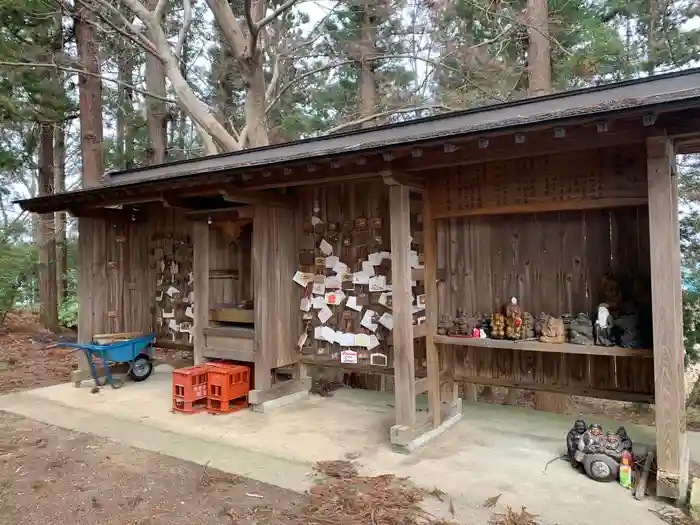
[521,312,535,339]
[566,419,587,461]
[539,316,566,344]
[604,431,624,462]
[617,427,633,453]
[578,423,605,454]
[437,314,453,336]
[490,313,506,339]
[454,308,468,335]
[594,303,615,347]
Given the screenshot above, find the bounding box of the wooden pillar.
[646,135,688,500]
[422,186,442,428]
[193,221,210,366]
[389,184,417,427]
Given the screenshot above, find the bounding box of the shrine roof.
[17,67,700,214]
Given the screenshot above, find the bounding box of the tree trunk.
[358,0,378,128]
[646,0,660,74]
[75,7,104,187]
[54,123,67,304]
[244,56,269,148]
[38,122,59,331]
[526,0,552,96]
[53,10,67,305]
[146,0,168,164]
[116,42,135,169]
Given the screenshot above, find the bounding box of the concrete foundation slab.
[0,365,695,525]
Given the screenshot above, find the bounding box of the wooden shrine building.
[18,68,700,500]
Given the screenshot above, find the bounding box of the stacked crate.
[172,365,208,414]
[205,363,250,414]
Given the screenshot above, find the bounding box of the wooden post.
[423,186,442,428]
[646,135,688,501]
[193,221,210,366]
[389,184,417,427]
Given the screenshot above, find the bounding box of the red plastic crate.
[205,363,250,414]
[206,397,249,414]
[172,365,208,414]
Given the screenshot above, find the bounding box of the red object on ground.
[205,363,250,414]
[172,365,208,414]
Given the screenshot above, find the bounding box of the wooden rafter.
[219,185,298,208]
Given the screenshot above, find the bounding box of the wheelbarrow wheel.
[128,355,153,382]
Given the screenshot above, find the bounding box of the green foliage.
[0,231,37,324]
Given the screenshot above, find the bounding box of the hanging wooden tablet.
[356,290,369,306]
[369,217,383,229]
[355,217,368,231]
[299,250,315,265]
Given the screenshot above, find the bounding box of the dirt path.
[0,411,300,525]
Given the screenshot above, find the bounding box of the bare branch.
[204,0,248,60]
[266,60,353,114]
[0,60,175,103]
[325,105,458,135]
[154,0,168,21]
[244,0,258,53]
[174,0,192,58]
[462,0,573,56]
[73,0,159,56]
[257,0,298,29]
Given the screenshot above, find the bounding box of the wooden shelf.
[300,357,394,375]
[433,335,652,358]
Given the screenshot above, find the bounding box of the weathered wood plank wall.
[430,144,655,400]
[209,224,253,309]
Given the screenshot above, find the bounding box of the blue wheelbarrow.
[54,333,156,389]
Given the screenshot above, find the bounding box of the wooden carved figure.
[490,313,505,339]
[539,316,565,343]
[505,297,523,340]
[453,308,468,335]
[437,314,453,336]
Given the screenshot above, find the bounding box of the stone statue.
[616,427,633,453]
[539,316,566,344]
[578,424,605,454]
[566,420,587,461]
[603,431,624,462]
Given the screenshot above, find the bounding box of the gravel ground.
[0,411,301,525]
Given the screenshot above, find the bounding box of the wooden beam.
[432,197,648,220]
[193,222,210,366]
[398,123,649,173]
[185,206,256,221]
[455,375,654,404]
[389,184,417,428]
[433,335,653,358]
[243,170,380,191]
[220,185,298,208]
[161,194,195,209]
[382,170,425,193]
[646,135,688,500]
[423,186,442,428]
[248,378,310,405]
[415,372,450,395]
[201,346,255,363]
